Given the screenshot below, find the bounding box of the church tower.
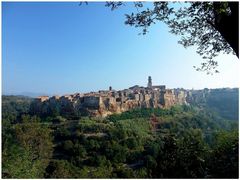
[147,76,152,88]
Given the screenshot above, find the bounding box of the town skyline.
[3,75,239,97]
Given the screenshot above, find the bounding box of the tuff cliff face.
[29,83,238,119]
[30,77,188,117]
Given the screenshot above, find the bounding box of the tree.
[105,2,239,74]
[3,115,53,178]
[206,130,239,178]
[14,116,53,178]
[45,160,80,178]
[2,143,41,178]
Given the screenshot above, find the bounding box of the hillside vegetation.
[205,89,239,120]
[2,90,239,178]
[188,88,239,120]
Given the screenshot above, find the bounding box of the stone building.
[31,77,188,117]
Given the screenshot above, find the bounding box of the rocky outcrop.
[30,77,194,117]
[30,85,188,117]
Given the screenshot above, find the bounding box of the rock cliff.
[30,84,188,117]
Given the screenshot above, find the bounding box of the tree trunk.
[214,2,239,58]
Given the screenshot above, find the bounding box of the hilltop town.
[31,77,238,118]
[30,77,192,117]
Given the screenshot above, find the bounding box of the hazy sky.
[2,2,240,95]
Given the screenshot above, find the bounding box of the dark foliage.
[2,95,239,178]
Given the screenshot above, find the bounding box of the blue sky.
[2,2,240,95]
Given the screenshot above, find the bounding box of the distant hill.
[188,88,239,121]
[206,88,239,121]
[3,92,52,98]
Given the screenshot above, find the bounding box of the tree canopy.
[2,95,239,178]
[105,2,239,74]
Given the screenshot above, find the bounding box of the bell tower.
[147,76,152,88]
